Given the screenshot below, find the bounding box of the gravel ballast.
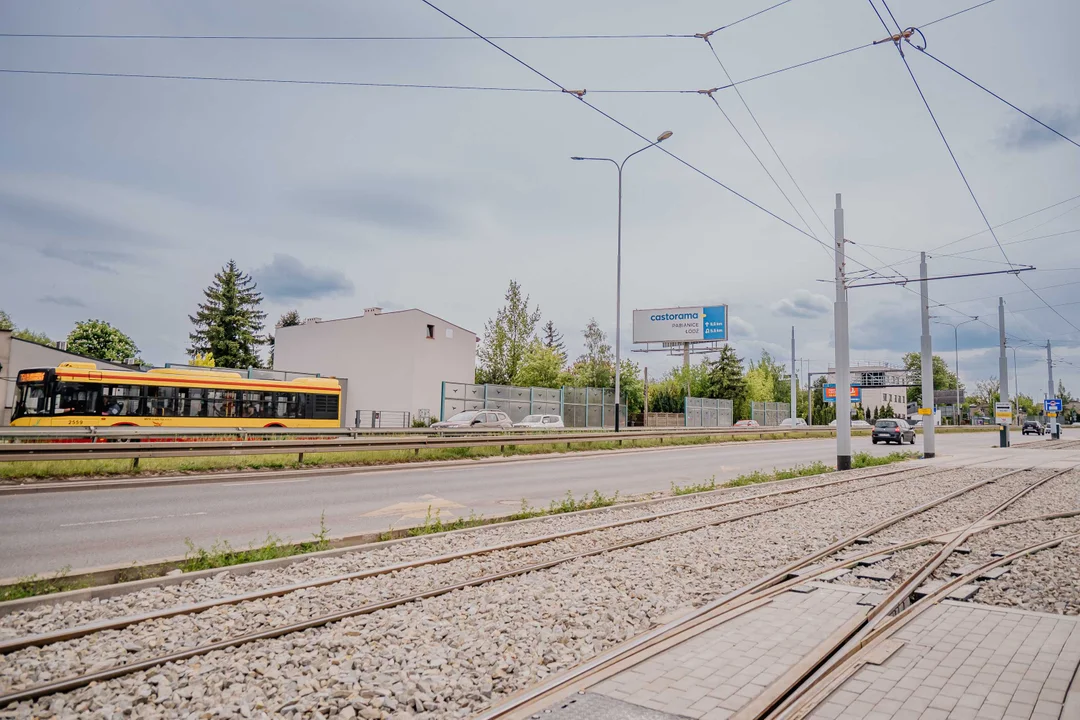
[1,466,996,718]
[0,465,924,640]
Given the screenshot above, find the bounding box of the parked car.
[513,414,565,429]
[828,419,873,429]
[1022,420,1044,436]
[734,419,760,427]
[431,410,513,430]
[872,419,916,445]
[779,418,808,428]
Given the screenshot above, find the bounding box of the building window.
[426,324,435,339]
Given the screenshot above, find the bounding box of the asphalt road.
[0,431,1030,577]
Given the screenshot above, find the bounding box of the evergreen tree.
[475,280,541,385]
[704,346,748,416]
[67,319,140,363]
[188,260,267,369]
[541,320,566,362]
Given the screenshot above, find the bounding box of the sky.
[1,0,1078,400]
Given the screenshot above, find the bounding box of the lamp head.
[570,156,585,161]
[657,130,673,142]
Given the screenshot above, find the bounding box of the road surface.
[0,431,1032,577]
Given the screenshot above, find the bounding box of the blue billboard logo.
[702,305,727,340]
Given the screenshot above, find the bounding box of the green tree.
[703,346,748,418]
[903,352,961,405]
[188,260,267,369]
[66,319,140,362]
[191,352,215,367]
[512,340,564,388]
[567,318,614,388]
[1016,393,1038,417]
[1057,380,1073,404]
[268,309,301,368]
[618,359,644,414]
[541,320,566,363]
[476,280,541,385]
[0,310,54,345]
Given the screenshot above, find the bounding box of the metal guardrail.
[0,426,838,464]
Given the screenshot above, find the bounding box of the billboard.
[632,305,727,344]
[824,384,862,403]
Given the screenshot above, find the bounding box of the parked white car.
[829,419,873,429]
[512,414,565,429]
[779,418,808,428]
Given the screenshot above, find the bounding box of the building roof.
[282,308,477,336]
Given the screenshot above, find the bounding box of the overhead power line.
[0,31,698,41]
[919,0,1001,29]
[913,48,1080,150]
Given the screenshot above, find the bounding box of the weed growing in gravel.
[180,512,331,572]
[671,475,718,495]
[725,462,832,488]
[852,451,918,468]
[406,509,486,537]
[0,566,81,602]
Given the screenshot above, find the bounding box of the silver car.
[431,410,513,430]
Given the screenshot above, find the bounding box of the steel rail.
[777,531,1080,720]
[0,465,1012,707]
[477,484,1078,720]
[465,466,1032,719]
[743,463,1080,720]
[0,463,926,654]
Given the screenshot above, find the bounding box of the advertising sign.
[1045,398,1063,414]
[823,384,862,403]
[632,305,727,344]
[994,402,1013,425]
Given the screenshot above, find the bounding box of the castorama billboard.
[632,305,728,343]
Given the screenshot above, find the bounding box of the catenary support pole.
[791,327,797,424]
[919,253,936,458]
[1048,340,1058,439]
[643,367,649,428]
[834,194,851,470]
[998,297,1010,448]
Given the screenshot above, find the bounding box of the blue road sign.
[1045,398,1063,413]
[702,305,727,341]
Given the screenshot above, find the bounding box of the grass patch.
[0,566,84,603]
[179,513,331,572]
[0,431,839,482]
[672,475,718,495]
[852,450,918,468]
[725,461,832,488]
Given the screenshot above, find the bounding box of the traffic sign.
[994,402,1012,425]
[1045,398,1063,414]
[917,408,933,416]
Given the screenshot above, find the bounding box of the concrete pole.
[791,327,797,423]
[919,253,936,458]
[953,326,961,427]
[1048,341,1058,439]
[613,165,624,433]
[834,194,852,470]
[998,297,1010,448]
[683,342,691,398]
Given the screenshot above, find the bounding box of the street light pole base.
[614,403,621,433]
[924,452,935,459]
[837,455,851,471]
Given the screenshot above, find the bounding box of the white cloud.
[772,290,832,319]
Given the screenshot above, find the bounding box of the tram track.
[0,463,977,705]
[475,464,1080,720]
[0,463,1035,714]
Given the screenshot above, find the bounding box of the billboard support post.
[920,252,936,458]
[790,327,797,423]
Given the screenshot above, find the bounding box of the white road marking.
[60,512,209,528]
[219,478,314,487]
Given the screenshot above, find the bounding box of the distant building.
[826,361,910,419]
[272,307,477,426]
[0,329,134,425]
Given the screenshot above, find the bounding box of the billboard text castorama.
[632,305,727,344]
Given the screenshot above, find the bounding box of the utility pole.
[919,253,936,458]
[791,327,797,423]
[834,194,852,470]
[1048,341,1059,439]
[998,297,1010,448]
[644,367,649,428]
[683,342,691,398]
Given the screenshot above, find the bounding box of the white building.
[272,307,477,426]
[826,361,910,419]
[0,330,133,425]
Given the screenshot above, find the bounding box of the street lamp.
[932,316,978,426]
[572,130,673,432]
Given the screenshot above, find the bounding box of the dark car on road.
[1022,420,1044,436]
[872,419,916,445]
